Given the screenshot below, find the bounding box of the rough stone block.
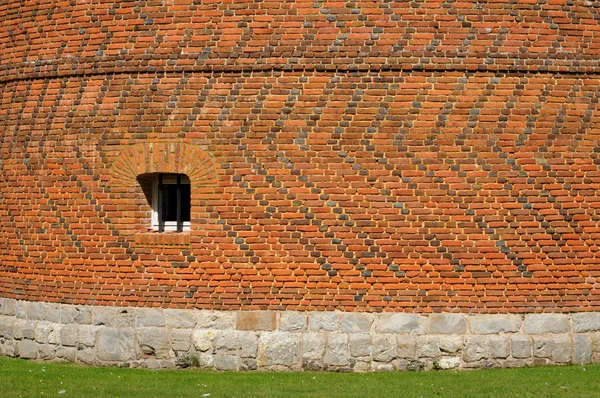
[2,298,16,316]
[372,334,397,362]
[1,339,15,357]
[349,333,371,357]
[0,316,14,339]
[165,309,197,329]
[215,354,239,370]
[115,308,135,328]
[489,335,510,359]
[27,302,44,321]
[372,362,394,372]
[197,311,235,330]
[439,336,462,354]
[34,322,55,344]
[340,314,373,333]
[510,335,532,359]
[18,340,38,359]
[57,346,76,362]
[429,314,467,334]
[198,352,214,369]
[39,344,56,360]
[439,357,461,369]
[239,331,259,358]
[397,335,417,359]
[553,334,572,363]
[591,334,600,364]
[279,312,307,332]
[259,332,300,367]
[463,336,489,362]
[533,357,552,366]
[327,334,350,366]
[92,307,116,327]
[469,315,521,334]
[353,360,370,373]
[533,335,553,359]
[48,324,61,345]
[77,347,95,365]
[75,306,93,325]
[241,358,258,371]
[393,359,412,371]
[377,314,428,334]
[13,319,35,340]
[309,312,339,332]
[10,318,23,340]
[573,313,600,333]
[303,357,325,371]
[590,333,600,353]
[216,330,239,351]
[523,314,570,334]
[302,333,326,361]
[136,308,166,328]
[572,334,592,365]
[137,327,171,359]
[192,330,216,352]
[171,329,192,352]
[60,306,77,324]
[237,311,276,331]
[417,335,440,358]
[96,328,135,362]
[78,325,99,347]
[15,301,27,319]
[43,303,61,323]
[61,305,92,325]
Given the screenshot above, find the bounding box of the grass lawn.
[1,356,599,398]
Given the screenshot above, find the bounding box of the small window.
[151,173,190,232]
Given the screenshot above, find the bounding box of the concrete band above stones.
[1,298,598,371]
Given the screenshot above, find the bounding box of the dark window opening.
[138,173,191,232]
[157,174,190,232]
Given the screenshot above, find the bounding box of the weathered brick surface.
[0,1,600,314]
[2,0,600,81]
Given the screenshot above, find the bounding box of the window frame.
[151,173,191,232]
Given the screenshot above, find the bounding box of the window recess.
[151,173,190,232]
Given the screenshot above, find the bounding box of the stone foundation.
[1,298,599,371]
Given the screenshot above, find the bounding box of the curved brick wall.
[2,0,600,370]
[2,69,600,312]
[2,0,600,81]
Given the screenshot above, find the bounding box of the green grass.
[1,356,599,398]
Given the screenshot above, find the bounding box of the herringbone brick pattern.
[0,1,599,313]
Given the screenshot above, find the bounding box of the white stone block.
[377,314,428,334]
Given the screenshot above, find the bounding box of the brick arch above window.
[109,142,217,187]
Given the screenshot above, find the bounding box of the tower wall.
[1,0,600,370]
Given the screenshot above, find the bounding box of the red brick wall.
[1,1,600,313]
[3,0,600,79]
